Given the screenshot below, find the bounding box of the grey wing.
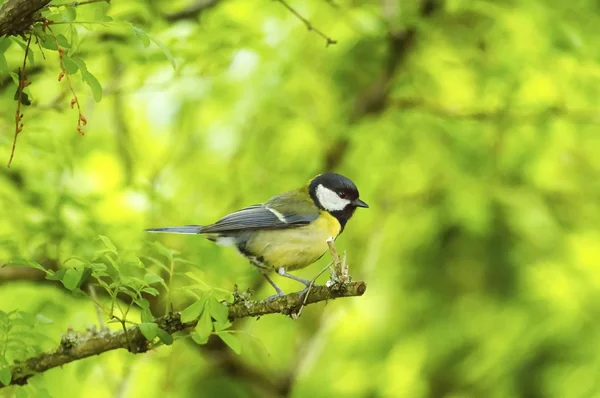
[200,204,317,234]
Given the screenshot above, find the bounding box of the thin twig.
[274,0,337,46]
[294,261,333,318]
[326,237,341,280]
[7,33,32,168]
[88,285,106,331]
[46,0,109,8]
[46,23,87,135]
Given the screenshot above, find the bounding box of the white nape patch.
[215,237,236,247]
[316,184,351,211]
[266,206,287,223]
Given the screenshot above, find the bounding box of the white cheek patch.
[316,184,351,211]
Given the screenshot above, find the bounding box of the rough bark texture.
[3,280,366,388]
[0,0,51,37]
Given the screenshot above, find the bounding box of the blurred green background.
[2,0,600,397]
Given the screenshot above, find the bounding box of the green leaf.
[56,34,70,48]
[36,314,54,324]
[61,6,76,22]
[94,3,113,22]
[130,25,150,47]
[41,37,57,51]
[141,307,153,322]
[137,298,154,322]
[0,37,11,53]
[156,329,173,345]
[69,25,79,54]
[35,388,52,398]
[213,320,232,332]
[184,272,211,290]
[207,297,229,323]
[144,272,164,285]
[46,269,66,281]
[90,262,107,273]
[139,322,158,341]
[82,68,102,101]
[63,55,79,74]
[180,297,207,323]
[0,53,7,74]
[61,268,82,291]
[150,241,178,263]
[190,331,208,345]
[217,332,242,355]
[15,388,27,398]
[0,366,11,386]
[141,255,170,274]
[78,266,93,287]
[129,23,176,69]
[142,287,159,296]
[209,288,235,303]
[64,256,89,266]
[191,310,212,345]
[5,258,50,274]
[11,38,34,63]
[95,235,117,253]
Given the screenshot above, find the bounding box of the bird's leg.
[247,257,286,299]
[276,267,322,304]
[262,273,285,299]
[276,267,313,287]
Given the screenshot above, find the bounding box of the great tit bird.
[146,172,368,296]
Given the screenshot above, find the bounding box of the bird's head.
[308,172,368,228]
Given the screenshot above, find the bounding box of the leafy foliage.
[2,0,600,397]
[0,310,51,386]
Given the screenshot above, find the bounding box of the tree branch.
[164,0,222,22]
[2,281,366,388]
[275,0,337,46]
[0,0,50,37]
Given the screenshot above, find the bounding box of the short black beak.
[353,198,369,208]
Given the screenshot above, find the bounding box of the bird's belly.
[244,212,341,271]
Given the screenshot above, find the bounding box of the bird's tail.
[145,225,203,234]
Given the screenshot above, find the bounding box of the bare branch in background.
[165,0,222,21]
[275,0,337,46]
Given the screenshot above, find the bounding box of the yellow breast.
[245,211,341,271]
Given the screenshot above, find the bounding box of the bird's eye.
[338,191,348,199]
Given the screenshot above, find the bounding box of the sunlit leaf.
[5,259,49,274]
[61,268,82,291]
[142,287,159,296]
[61,6,76,22]
[144,272,164,285]
[0,366,11,386]
[156,329,173,345]
[139,322,158,341]
[180,297,207,323]
[56,34,71,48]
[95,235,117,253]
[129,23,176,69]
[191,310,212,345]
[207,297,229,324]
[63,55,79,74]
[216,332,242,355]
